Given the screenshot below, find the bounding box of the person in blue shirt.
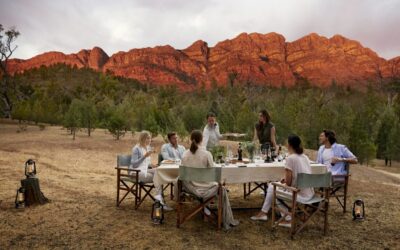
[160,132,186,161]
[316,130,358,175]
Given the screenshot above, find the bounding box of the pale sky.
[1,0,399,60]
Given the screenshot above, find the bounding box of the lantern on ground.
[15,187,25,209]
[352,199,365,221]
[151,200,164,224]
[25,159,36,178]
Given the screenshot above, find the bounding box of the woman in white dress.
[181,130,239,229]
[130,130,172,211]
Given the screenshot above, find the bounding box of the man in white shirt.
[161,132,186,161]
[202,112,223,150]
[317,130,358,175]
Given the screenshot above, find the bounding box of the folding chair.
[158,153,174,200]
[271,172,332,239]
[115,154,155,209]
[176,166,223,230]
[330,163,350,213]
[243,182,268,199]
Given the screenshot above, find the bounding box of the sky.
[1,0,399,60]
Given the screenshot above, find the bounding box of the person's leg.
[261,184,274,213]
[251,184,274,220]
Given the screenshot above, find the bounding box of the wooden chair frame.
[116,155,155,209]
[330,163,350,213]
[271,172,331,239]
[176,166,223,230]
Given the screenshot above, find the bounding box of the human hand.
[144,151,153,157]
[331,157,342,164]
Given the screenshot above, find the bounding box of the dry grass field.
[1,121,399,249]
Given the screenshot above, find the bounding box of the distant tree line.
[3,64,399,165]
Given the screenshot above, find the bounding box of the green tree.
[79,99,97,136]
[105,106,127,140]
[63,99,82,140]
[0,24,20,118]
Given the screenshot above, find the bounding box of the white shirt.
[322,148,334,172]
[285,154,315,199]
[138,146,150,177]
[202,123,222,149]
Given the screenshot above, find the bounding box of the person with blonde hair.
[130,130,172,211]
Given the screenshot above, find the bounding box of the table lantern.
[352,199,365,221]
[15,187,25,209]
[25,159,36,178]
[151,200,164,224]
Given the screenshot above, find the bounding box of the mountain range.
[8,32,400,89]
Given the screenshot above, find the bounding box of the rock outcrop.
[7,33,400,89]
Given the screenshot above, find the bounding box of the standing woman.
[181,130,239,229]
[254,109,277,149]
[130,130,172,211]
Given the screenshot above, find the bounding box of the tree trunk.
[21,177,49,206]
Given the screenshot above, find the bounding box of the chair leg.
[136,184,142,210]
[343,180,348,213]
[271,185,276,229]
[116,171,120,207]
[243,183,246,199]
[170,183,174,200]
[290,193,297,239]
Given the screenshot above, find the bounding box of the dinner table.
[154,159,327,204]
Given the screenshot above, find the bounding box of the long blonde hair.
[138,130,151,147]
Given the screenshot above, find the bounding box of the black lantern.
[151,200,164,224]
[15,187,25,209]
[352,199,365,221]
[25,159,36,178]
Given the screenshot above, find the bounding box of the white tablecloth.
[154,161,327,186]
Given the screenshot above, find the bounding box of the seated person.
[251,135,315,227]
[160,132,186,161]
[130,130,172,211]
[181,130,239,229]
[316,130,357,175]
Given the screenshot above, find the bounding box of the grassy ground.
[0,122,399,249]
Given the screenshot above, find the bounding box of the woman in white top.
[181,130,239,229]
[130,130,172,210]
[251,134,314,227]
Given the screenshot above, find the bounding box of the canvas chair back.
[117,155,131,167]
[179,166,221,183]
[297,172,332,189]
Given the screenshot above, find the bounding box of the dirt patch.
[0,123,399,249]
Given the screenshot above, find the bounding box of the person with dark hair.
[317,130,357,175]
[202,112,224,150]
[254,109,277,149]
[181,130,239,229]
[251,135,314,227]
[160,132,186,161]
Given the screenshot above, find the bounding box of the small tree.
[106,111,126,140]
[63,99,82,140]
[0,24,20,118]
[80,99,97,136]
